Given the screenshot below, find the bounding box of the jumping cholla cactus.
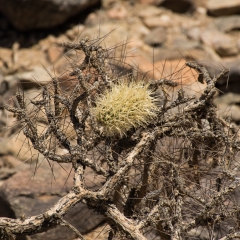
[1,36,240,240]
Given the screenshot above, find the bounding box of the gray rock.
[144,27,167,47]
[214,41,238,57]
[0,160,105,239]
[201,30,238,57]
[0,0,100,31]
[213,15,240,32]
[171,35,199,49]
[207,0,240,16]
[187,27,201,41]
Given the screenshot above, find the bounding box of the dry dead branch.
[1,36,240,240]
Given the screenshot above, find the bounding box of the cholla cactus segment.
[92,80,158,137]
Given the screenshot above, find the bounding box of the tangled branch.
[2,37,240,240]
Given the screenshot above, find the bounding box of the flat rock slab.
[0,160,104,240]
[207,0,240,16]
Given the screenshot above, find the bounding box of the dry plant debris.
[1,36,240,240]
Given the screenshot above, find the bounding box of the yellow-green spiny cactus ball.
[92,80,158,137]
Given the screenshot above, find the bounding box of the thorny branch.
[2,37,240,240]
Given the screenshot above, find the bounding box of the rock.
[129,19,150,37]
[137,5,163,18]
[207,0,240,16]
[170,35,199,49]
[143,14,171,28]
[0,47,13,73]
[47,46,64,63]
[201,30,238,57]
[187,27,201,41]
[107,2,128,19]
[214,92,240,105]
[65,24,85,40]
[0,155,19,180]
[0,160,105,239]
[215,103,240,122]
[214,40,238,57]
[123,56,206,96]
[13,48,48,70]
[215,59,240,94]
[213,15,240,33]
[101,0,117,9]
[0,0,100,31]
[159,0,196,13]
[144,27,167,47]
[0,167,16,180]
[0,155,28,170]
[200,30,222,46]
[153,45,222,63]
[4,66,53,90]
[84,11,110,27]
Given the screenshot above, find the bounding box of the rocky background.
[1,0,240,239]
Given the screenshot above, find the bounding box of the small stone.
[187,27,201,41]
[201,30,238,57]
[214,41,238,57]
[196,7,207,15]
[143,14,171,28]
[144,27,167,47]
[138,5,163,18]
[107,3,128,19]
[213,15,240,32]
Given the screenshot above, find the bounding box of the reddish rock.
[0,160,105,240]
